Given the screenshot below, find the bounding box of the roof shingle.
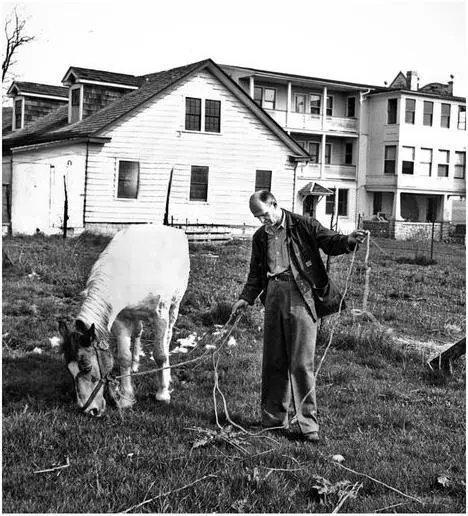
[9,81,68,98]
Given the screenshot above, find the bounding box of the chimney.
[448,75,454,96]
[406,70,419,91]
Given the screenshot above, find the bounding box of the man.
[232,191,366,442]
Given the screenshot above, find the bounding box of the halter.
[81,342,115,414]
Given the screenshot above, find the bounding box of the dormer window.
[13,98,23,130]
[69,85,82,123]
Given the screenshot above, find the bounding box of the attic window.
[14,98,23,130]
[70,86,82,123]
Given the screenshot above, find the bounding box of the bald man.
[232,191,366,442]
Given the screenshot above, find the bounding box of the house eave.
[8,136,111,153]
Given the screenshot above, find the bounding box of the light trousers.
[262,277,319,434]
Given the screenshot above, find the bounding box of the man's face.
[250,199,281,226]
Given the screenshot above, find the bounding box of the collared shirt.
[265,210,290,276]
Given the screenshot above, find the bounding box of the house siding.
[10,145,86,234]
[82,85,132,119]
[84,70,296,227]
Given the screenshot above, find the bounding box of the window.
[205,100,221,132]
[437,150,449,177]
[117,161,139,199]
[295,94,306,113]
[454,151,466,179]
[310,94,321,115]
[14,99,22,129]
[253,87,263,105]
[325,193,335,215]
[423,101,433,126]
[441,103,451,128]
[255,170,272,191]
[185,97,201,131]
[189,166,209,201]
[420,148,433,176]
[387,98,397,124]
[344,143,353,165]
[263,88,276,110]
[70,87,81,123]
[347,97,356,118]
[326,96,333,116]
[325,143,331,164]
[338,189,348,216]
[373,192,382,215]
[405,99,416,124]
[401,146,415,174]
[457,105,466,130]
[253,87,276,109]
[309,142,319,163]
[325,189,348,216]
[384,145,396,174]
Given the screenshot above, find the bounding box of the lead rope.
[296,231,370,419]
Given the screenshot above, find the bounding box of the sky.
[2,0,467,96]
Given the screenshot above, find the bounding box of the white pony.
[58,224,190,416]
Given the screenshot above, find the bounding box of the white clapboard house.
[2,59,309,237]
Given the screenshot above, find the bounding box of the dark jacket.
[239,210,355,321]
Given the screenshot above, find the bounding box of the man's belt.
[269,270,292,281]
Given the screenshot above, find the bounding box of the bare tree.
[2,7,35,83]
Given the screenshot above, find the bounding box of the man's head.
[249,191,282,226]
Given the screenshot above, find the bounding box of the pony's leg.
[131,320,144,373]
[153,301,171,403]
[113,320,136,408]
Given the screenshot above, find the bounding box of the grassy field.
[2,232,466,513]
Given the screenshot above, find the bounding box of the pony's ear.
[58,320,69,339]
[88,323,96,341]
[75,319,88,334]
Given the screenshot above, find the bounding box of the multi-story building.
[222,65,466,238]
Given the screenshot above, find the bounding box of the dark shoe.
[303,431,319,442]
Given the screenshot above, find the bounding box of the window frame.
[437,149,450,177]
[185,97,202,131]
[454,151,466,179]
[423,101,433,126]
[405,98,416,124]
[116,160,140,199]
[387,98,398,124]
[204,99,221,133]
[69,85,83,123]
[440,103,451,128]
[326,96,333,116]
[401,146,415,175]
[419,147,433,177]
[344,142,353,165]
[384,145,397,174]
[13,97,23,130]
[309,142,319,163]
[253,86,276,110]
[295,93,306,113]
[457,105,466,130]
[255,169,272,192]
[189,165,209,202]
[309,94,321,115]
[337,189,348,216]
[346,96,356,118]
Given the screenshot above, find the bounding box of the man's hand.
[347,229,368,247]
[231,299,249,315]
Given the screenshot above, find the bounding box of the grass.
[2,232,466,513]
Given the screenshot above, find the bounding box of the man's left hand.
[347,229,368,247]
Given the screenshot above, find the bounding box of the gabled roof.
[4,58,308,158]
[298,182,334,197]
[62,66,143,88]
[7,81,68,99]
[389,71,407,89]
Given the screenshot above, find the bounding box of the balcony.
[264,108,358,134]
[298,163,357,180]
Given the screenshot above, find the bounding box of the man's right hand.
[231,299,249,315]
